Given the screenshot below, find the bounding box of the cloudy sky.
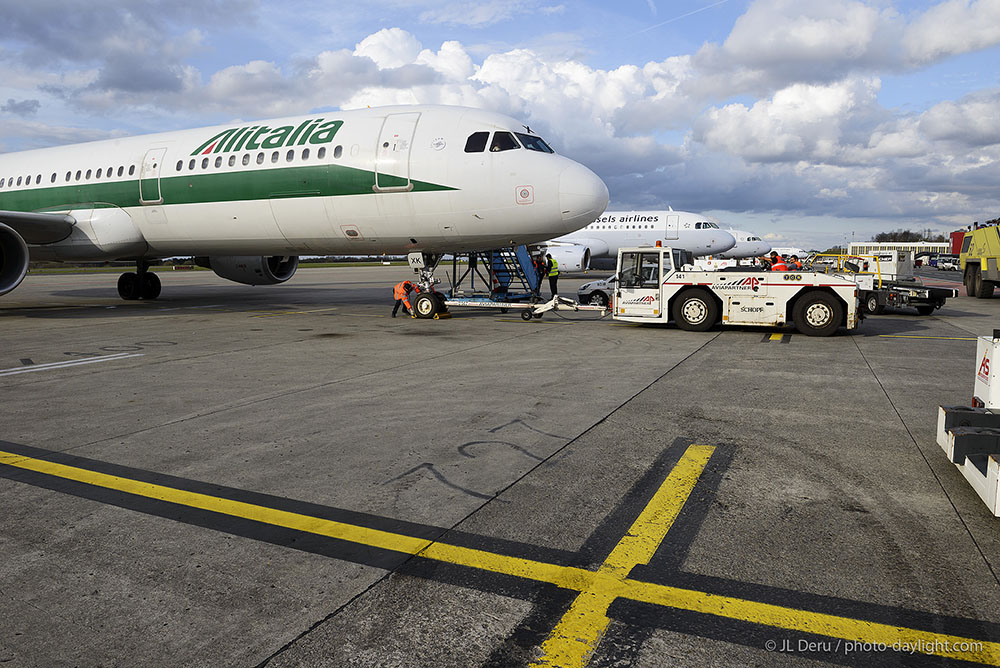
[1,0,998,250]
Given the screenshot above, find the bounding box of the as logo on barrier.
[979,352,991,383]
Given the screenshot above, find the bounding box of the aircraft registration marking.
[0,443,997,665]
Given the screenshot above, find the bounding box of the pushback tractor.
[612,246,861,336]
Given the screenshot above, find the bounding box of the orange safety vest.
[770,259,788,271]
[393,282,412,300]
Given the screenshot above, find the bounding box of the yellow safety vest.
[549,259,559,276]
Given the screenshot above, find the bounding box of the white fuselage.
[0,105,608,262]
[549,210,736,270]
[715,229,771,259]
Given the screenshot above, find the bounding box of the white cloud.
[354,28,423,69]
[903,0,1000,65]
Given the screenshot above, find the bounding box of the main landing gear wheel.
[672,289,718,332]
[117,272,141,300]
[141,272,161,300]
[792,291,843,337]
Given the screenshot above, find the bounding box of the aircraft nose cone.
[709,230,736,254]
[559,162,609,232]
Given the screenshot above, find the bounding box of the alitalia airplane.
[0,105,608,315]
[542,209,736,271]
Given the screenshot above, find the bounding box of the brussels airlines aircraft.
[714,229,771,259]
[542,209,735,271]
[0,105,608,312]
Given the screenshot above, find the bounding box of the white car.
[938,258,960,271]
[577,266,658,307]
[577,274,617,307]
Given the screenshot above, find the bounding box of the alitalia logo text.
[191,119,344,156]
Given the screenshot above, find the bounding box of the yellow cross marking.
[530,445,713,667]
[1,447,998,666]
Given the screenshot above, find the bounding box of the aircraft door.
[616,251,663,318]
[139,148,167,205]
[375,112,420,192]
[665,214,679,240]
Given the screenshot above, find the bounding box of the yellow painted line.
[878,335,977,341]
[1,447,998,665]
[530,445,714,668]
[769,333,784,341]
[249,307,339,318]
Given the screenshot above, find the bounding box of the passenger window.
[215,156,223,168]
[14,177,19,187]
[318,147,327,159]
[242,154,250,166]
[176,160,183,171]
[75,171,81,181]
[35,174,41,184]
[65,172,71,182]
[256,152,264,165]
[464,132,489,153]
[332,146,340,159]
[85,169,92,179]
[129,165,135,175]
[271,151,279,163]
[286,149,294,162]
[188,159,195,170]
[490,132,520,152]
[51,173,56,183]
[228,155,236,167]
[201,158,209,169]
[302,148,311,160]
[117,166,123,177]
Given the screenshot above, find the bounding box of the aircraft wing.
[0,210,75,244]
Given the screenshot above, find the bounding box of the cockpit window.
[490,132,520,152]
[515,133,554,153]
[464,132,489,153]
[695,222,719,229]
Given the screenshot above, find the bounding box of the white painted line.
[0,353,144,377]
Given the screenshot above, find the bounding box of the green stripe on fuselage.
[0,164,456,213]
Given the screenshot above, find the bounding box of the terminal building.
[848,241,950,257]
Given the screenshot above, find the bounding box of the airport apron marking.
[761,333,791,344]
[878,335,978,341]
[0,352,143,376]
[1,439,998,666]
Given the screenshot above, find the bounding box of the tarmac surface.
[1,264,999,667]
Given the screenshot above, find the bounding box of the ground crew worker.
[545,253,559,297]
[392,280,414,317]
[769,252,788,271]
[789,255,803,270]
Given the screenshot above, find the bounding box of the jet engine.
[544,245,591,272]
[0,223,30,296]
[195,256,299,286]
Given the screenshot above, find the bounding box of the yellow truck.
[960,226,1000,298]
